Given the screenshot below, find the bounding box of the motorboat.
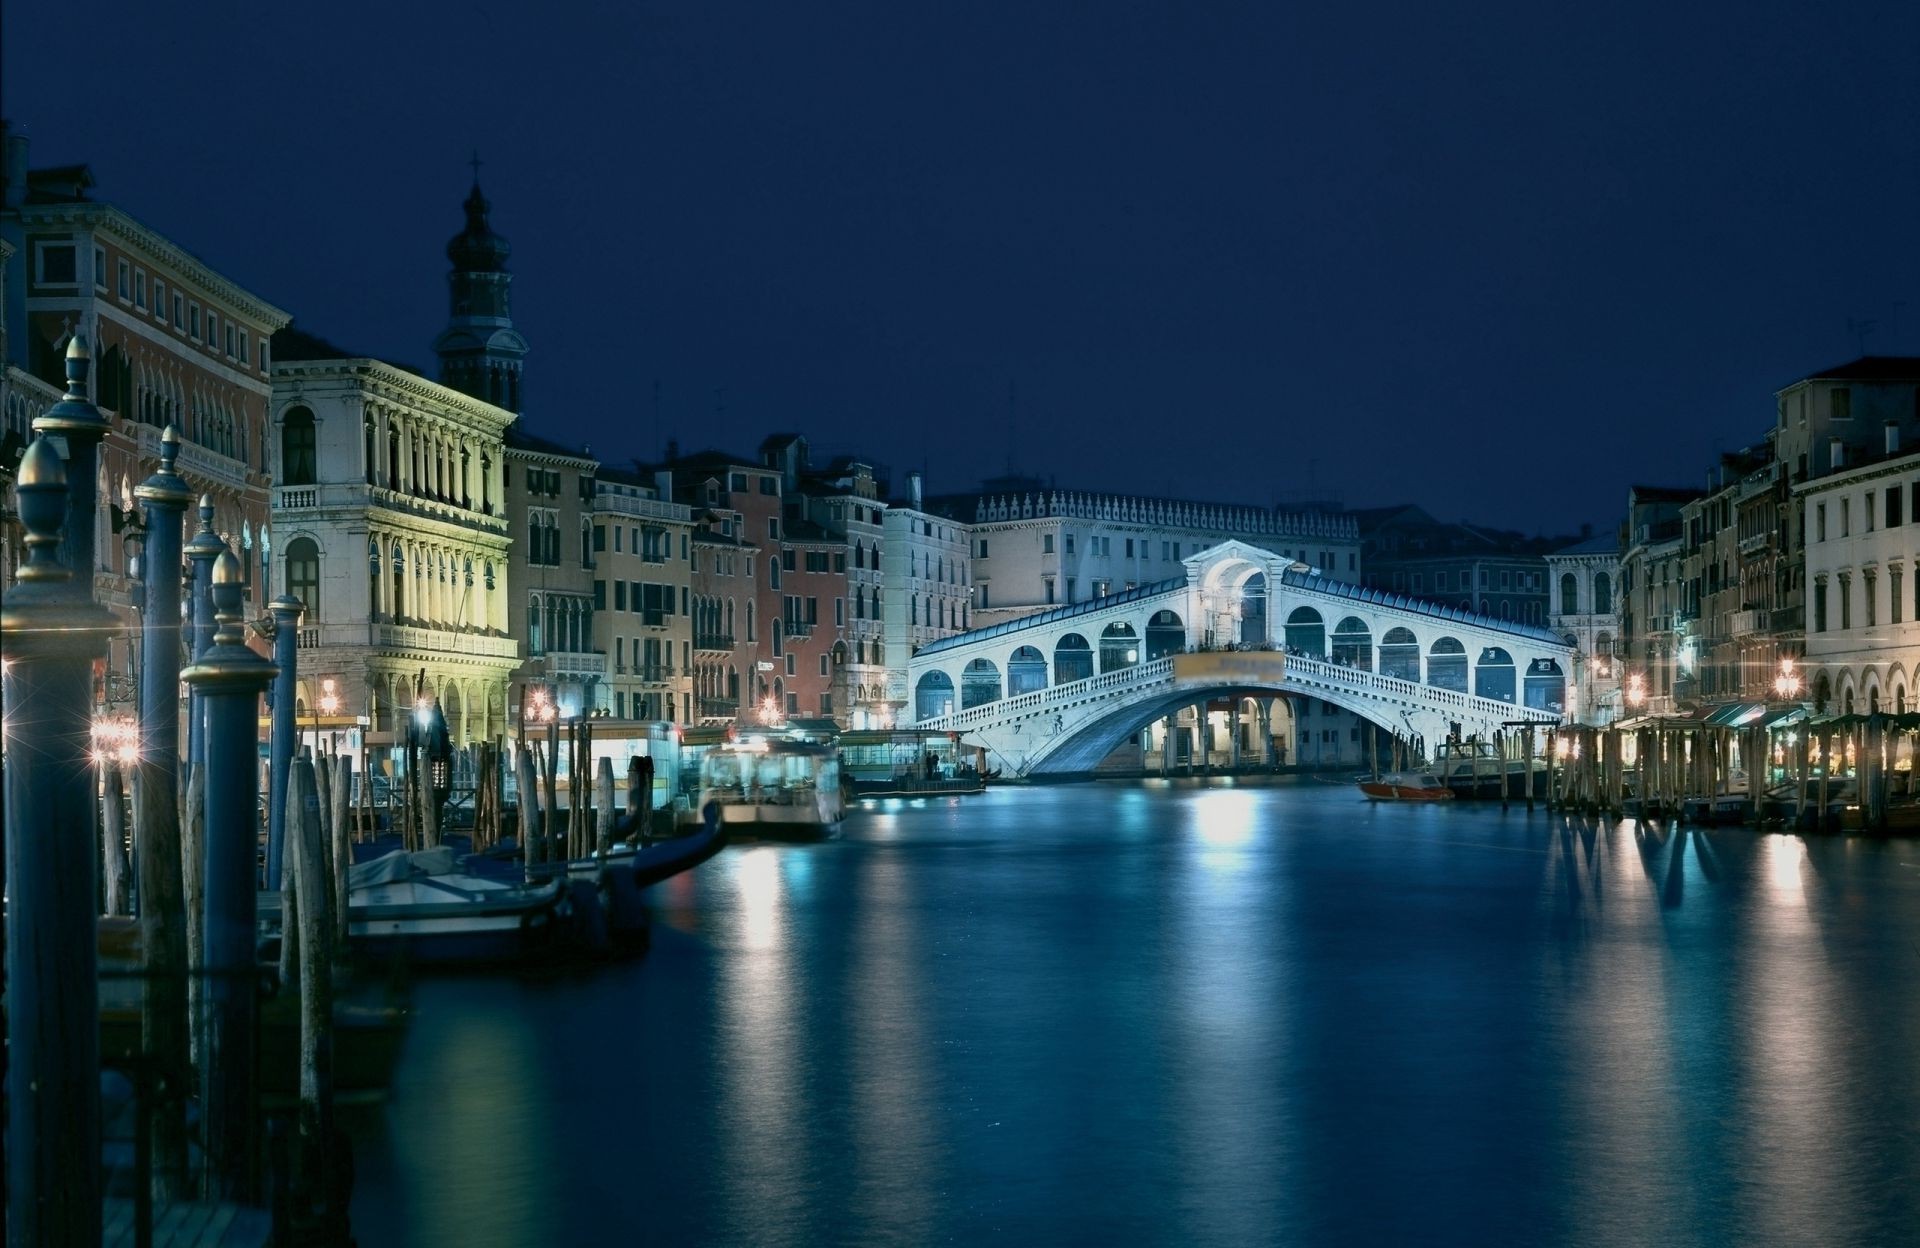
[1433,740,1548,799]
[1357,771,1456,802]
[697,737,845,839]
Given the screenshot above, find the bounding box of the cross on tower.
[468,150,483,185]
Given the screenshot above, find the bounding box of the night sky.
[6,1,1915,531]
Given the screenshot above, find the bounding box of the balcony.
[784,619,816,639]
[698,697,738,718]
[634,664,675,684]
[275,481,508,535]
[1770,604,1805,634]
[695,633,736,651]
[134,423,252,490]
[1729,608,1768,636]
[545,648,607,677]
[377,622,519,661]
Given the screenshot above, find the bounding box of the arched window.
[1100,622,1140,673]
[1428,636,1467,691]
[281,406,317,485]
[1593,572,1612,614]
[1523,657,1566,712]
[1054,633,1094,683]
[1285,607,1325,657]
[1476,646,1516,702]
[1145,610,1185,660]
[364,418,378,485]
[1379,627,1420,680]
[285,537,320,618]
[915,671,954,720]
[1560,573,1579,614]
[961,658,1001,708]
[1331,617,1372,670]
[528,594,544,655]
[1008,645,1048,695]
[391,544,406,620]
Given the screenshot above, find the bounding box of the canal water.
[350,780,1920,1247]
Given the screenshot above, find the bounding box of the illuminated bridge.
[909,542,1573,777]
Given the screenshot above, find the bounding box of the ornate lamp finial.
[15,437,74,584]
[64,333,91,400]
[211,551,247,644]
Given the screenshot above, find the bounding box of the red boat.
[1357,771,1456,802]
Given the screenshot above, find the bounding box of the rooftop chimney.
[1887,422,1900,456]
[908,470,923,510]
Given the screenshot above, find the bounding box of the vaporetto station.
[909,542,1574,777]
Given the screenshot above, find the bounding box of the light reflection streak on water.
[715,847,804,1242]
[848,853,935,1240]
[1739,834,1861,1247]
[1547,818,1693,1245]
[1174,786,1285,1240]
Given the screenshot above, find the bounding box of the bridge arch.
[1054,632,1093,683]
[1428,637,1467,691]
[1379,627,1420,681]
[915,670,954,720]
[961,658,1001,709]
[1145,610,1185,661]
[1008,645,1048,696]
[1285,606,1325,657]
[1100,621,1140,673]
[1523,657,1565,713]
[1331,616,1372,670]
[1476,646,1516,703]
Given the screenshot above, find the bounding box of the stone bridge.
[908,541,1573,776]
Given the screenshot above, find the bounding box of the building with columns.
[267,178,527,754]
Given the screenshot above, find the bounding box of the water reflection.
[353,785,1920,1247]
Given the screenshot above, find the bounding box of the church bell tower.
[434,162,528,412]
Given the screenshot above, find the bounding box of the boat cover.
[348,845,457,890]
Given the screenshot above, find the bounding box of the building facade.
[1546,533,1621,724]
[1798,446,1920,715]
[592,466,694,723]
[4,134,291,714]
[932,484,1360,626]
[1355,505,1569,628]
[881,470,974,717]
[504,425,601,719]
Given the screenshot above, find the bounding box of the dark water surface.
[350,781,1920,1247]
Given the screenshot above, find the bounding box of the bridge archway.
[1008,645,1048,696]
[915,670,954,720]
[1523,657,1565,713]
[1428,636,1466,691]
[1240,573,1268,645]
[961,659,1001,709]
[1332,616,1372,670]
[1145,610,1185,661]
[1285,606,1325,657]
[1476,646,1516,703]
[1054,633,1093,683]
[1100,622,1140,673]
[1379,627,1420,681]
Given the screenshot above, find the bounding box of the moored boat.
[329,845,583,965]
[1357,771,1456,801]
[697,737,845,839]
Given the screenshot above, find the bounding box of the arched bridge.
[909,541,1573,777]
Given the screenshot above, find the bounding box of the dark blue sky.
[7,1,1916,530]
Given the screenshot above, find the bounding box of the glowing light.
[91,714,140,766]
[1774,656,1802,700]
[1625,673,1647,708]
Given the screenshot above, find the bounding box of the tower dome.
[447,182,511,273]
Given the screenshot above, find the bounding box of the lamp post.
[265,593,304,889]
[1625,672,1647,712]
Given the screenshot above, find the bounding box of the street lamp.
[91,714,140,766]
[1773,656,1803,701]
[1625,672,1647,710]
[317,677,341,755]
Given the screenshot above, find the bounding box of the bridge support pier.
[1195,705,1209,774]
[1161,716,1175,776]
[1229,702,1241,770]
[1258,701,1275,769]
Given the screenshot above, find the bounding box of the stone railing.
[918,657,1178,732]
[377,622,519,661]
[545,648,607,676]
